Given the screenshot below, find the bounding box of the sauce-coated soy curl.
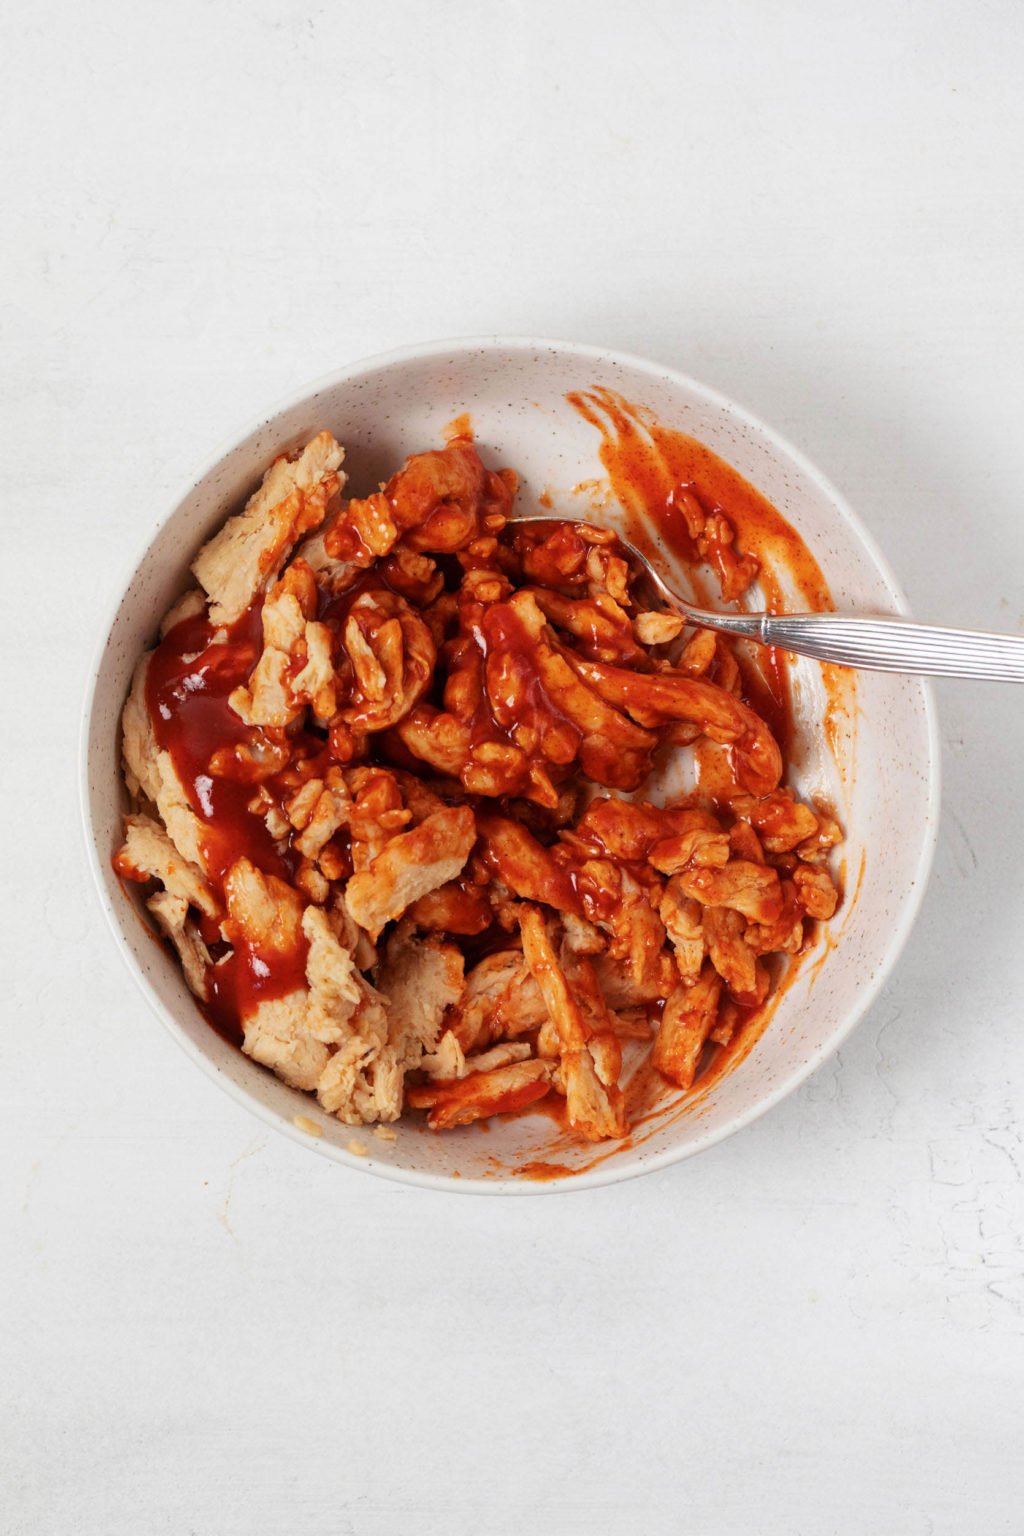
[115,406,844,1144]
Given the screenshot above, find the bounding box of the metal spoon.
[508,513,1024,682]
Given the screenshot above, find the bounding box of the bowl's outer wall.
[83,340,938,1191]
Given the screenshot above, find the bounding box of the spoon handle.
[685,608,1024,682]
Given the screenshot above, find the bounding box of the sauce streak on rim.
[566,386,856,781]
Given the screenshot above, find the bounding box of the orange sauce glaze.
[566,387,855,767]
[134,398,854,1164]
[487,389,857,1181]
[508,844,867,1179]
[471,599,583,760]
[325,433,517,568]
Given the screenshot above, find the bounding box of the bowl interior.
[83,340,937,1191]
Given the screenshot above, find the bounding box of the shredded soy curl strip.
[115,424,842,1146]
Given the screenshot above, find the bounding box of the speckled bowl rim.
[79,336,941,1194]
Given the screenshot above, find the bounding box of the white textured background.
[3,2,1024,1532]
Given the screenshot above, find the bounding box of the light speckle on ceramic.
[79,337,940,1194]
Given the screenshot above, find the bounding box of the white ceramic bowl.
[81,338,940,1193]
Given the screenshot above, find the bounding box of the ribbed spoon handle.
[685,608,1024,682]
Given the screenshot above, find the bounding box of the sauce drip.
[202,938,310,1047]
[146,606,317,1043]
[146,606,297,886]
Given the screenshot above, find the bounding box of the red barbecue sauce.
[145,605,312,1042]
